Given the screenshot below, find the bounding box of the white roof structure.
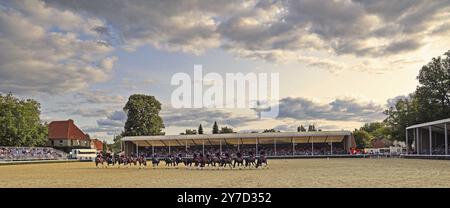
[122,131,353,147]
[405,118,450,155]
[406,118,450,130]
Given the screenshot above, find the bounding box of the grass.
[1,158,450,188]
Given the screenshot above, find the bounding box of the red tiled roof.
[48,119,89,141]
[91,139,103,151]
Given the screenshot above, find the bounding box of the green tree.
[102,140,108,153]
[297,125,306,132]
[220,126,235,134]
[385,50,450,141]
[122,94,165,136]
[198,124,203,134]
[384,96,418,141]
[212,121,219,134]
[308,125,316,132]
[353,129,372,149]
[263,129,279,133]
[414,50,450,121]
[180,129,197,135]
[111,134,123,153]
[0,93,48,146]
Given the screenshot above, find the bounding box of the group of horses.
[95,153,148,168]
[94,152,268,169]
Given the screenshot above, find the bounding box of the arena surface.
[1,158,450,188]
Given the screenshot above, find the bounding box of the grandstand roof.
[122,131,352,147]
[406,118,450,130]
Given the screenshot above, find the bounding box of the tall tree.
[414,50,450,121]
[308,125,316,132]
[212,121,219,134]
[263,129,279,133]
[102,140,108,153]
[385,50,450,140]
[123,94,165,136]
[111,134,123,153]
[297,125,306,132]
[220,126,235,134]
[353,129,372,149]
[0,93,48,146]
[384,96,418,141]
[180,129,197,135]
[198,124,203,134]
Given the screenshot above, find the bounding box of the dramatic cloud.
[73,90,126,105]
[84,110,126,135]
[71,108,111,118]
[0,0,117,94]
[270,96,386,122]
[162,107,258,129]
[219,0,450,61]
[43,0,247,54]
[2,0,449,95]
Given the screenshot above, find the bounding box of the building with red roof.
[90,139,104,152]
[47,119,91,150]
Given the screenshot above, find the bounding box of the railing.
[0,146,69,161]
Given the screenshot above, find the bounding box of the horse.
[244,152,256,168]
[95,154,104,168]
[210,153,221,167]
[183,156,193,167]
[193,153,206,168]
[174,154,183,166]
[255,154,268,168]
[128,155,138,166]
[220,153,233,168]
[193,153,200,167]
[138,154,147,168]
[151,154,160,168]
[118,155,128,167]
[233,152,245,168]
[199,153,207,168]
[164,155,175,166]
[205,153,213,167]
[105,154,115,167]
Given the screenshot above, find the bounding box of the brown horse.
[129,155,138,166]
[244,153,256,168]
[95,154,104,168]
[233,152,244,168]
[210,153,221,167]
[164,155,175,166]
[138,154,147,168]
[151,154,160,168]
[183,156,193,167]
[220,153,233,168]
[174,154,183,166]
[194,153,207,168]
[255,154,268,168]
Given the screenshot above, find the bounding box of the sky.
[1,0,450,142]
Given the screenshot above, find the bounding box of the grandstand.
[121,131,356,157]
[0,146,68,161]
[405,118,450,156]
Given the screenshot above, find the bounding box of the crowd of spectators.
[138,143,347,158]
[0,147,67,161]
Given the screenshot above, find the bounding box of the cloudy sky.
[1,0,450,142]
